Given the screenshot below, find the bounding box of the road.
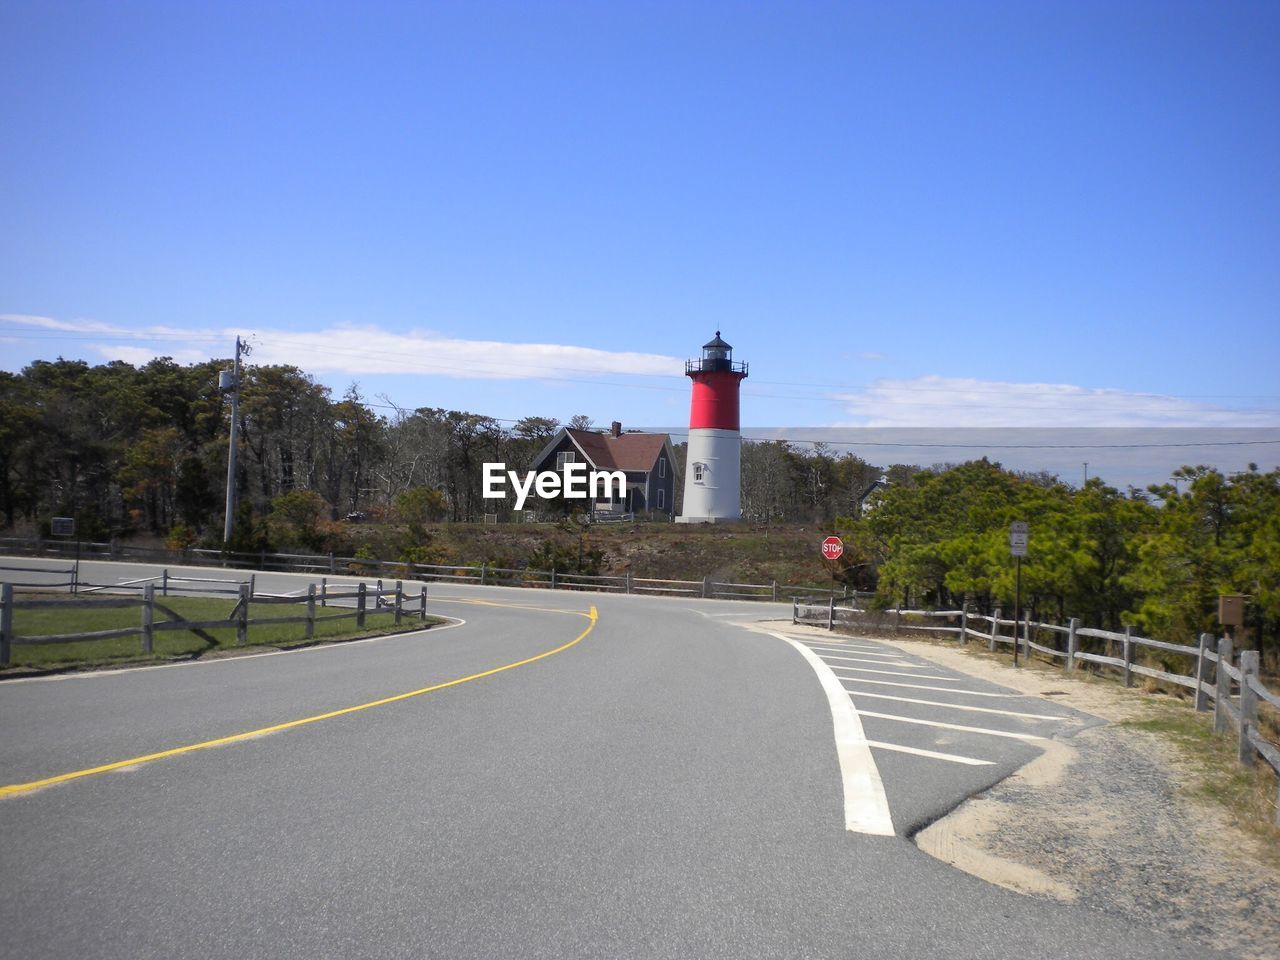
[0,558,1220,959]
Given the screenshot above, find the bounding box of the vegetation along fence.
[0,537,842,603]
[793,599,1280,824]
[0,575,427,667]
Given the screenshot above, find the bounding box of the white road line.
[815,655,931,670]
[856,710,1048,741]
[800,645,906,661]
[796,642,889,655]
[844,690,1063,721]
[824,663,958,680]
[770,632,894,836]
[865,741,995,766]
[795,638,887,650]
[837,676,1020,698]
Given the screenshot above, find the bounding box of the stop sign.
[821,536,844,561]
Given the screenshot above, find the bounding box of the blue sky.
[2,1,1278,446]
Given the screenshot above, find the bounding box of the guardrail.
[0,539,847,604]
[0,578,427,666]
[793,599,1280,823]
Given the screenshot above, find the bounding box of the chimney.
[611,421,622,438]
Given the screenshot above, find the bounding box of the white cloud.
[0,314,682,381]
[834,375,1279,428]
[0,313,122,335]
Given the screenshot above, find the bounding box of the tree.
[268,490,328,551]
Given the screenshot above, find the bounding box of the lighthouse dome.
[700,331,732,368]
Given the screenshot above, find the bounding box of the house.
[529,422,678,517]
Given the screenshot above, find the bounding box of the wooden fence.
[793,599,1280,824]
[0,538,841,603]
[0,577,427,666]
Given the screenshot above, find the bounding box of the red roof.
[565,429,669,472]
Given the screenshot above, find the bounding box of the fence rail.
[0,578,429,666]
[792,598,1280,823]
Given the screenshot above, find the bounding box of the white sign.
[1009,521,1028,557]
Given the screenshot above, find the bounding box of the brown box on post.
[1217,594,1245,628]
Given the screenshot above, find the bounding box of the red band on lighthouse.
[688,371,744,431]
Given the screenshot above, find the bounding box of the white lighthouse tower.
[677,332,748,523]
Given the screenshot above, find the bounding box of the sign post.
[52,517,78,594]
[821,536,845,614]
[1009,521,1028,666]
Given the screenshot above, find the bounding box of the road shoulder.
[860,633,1280,960]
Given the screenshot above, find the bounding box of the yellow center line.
[1,605,598,801]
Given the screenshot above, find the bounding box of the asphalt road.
[0,558,1224,959]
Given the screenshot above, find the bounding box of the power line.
[664,431,1280,450]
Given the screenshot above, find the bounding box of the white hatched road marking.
[835,675,1020,697]
[811,655,923,669]
[801,646,912,661]
[801,641,904,654]
[865,740,995,766]
[843,689,1063,721]
[856,710,1048,741]
[770,633,895,836]
[823,663,958,681]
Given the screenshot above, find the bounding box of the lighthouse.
[677,332,748,523]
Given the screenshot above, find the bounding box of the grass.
[1120,704,1280,863]
[5,592,447,671]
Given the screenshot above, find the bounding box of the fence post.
[419,585,427,620]
[627,570,633,595]
[792,598,798,625]
[1122,625,1134,687]
[162,568,169,597]
[357,582,367,628]
[1194,632,1213,711]
[321,577,327,607]
[395,580,403,626]
[248,574,256,599]
[772,580,777,602]
[328,552,335,574]
[828,596,834,632]
[551,569,558,590]
[1214,636,1233,734]
[1,582,12,667]
[702,576,710,599]
[305,583,316,640]
[1066,618,1079,673]
[141,583,155,653]
[480,564,486,586]
[892,609,901,636]
[959,607,968,645]
[236,583,249,646]
[1238,650,1260,767]
[989,608,1000,652]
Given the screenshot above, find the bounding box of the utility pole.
[221,336,248,546]
[1082,462,1088,486]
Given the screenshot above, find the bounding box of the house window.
[556,450,575,470]
[657,489,665,510]
[658,457,665,479]
[693,463,704,482]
